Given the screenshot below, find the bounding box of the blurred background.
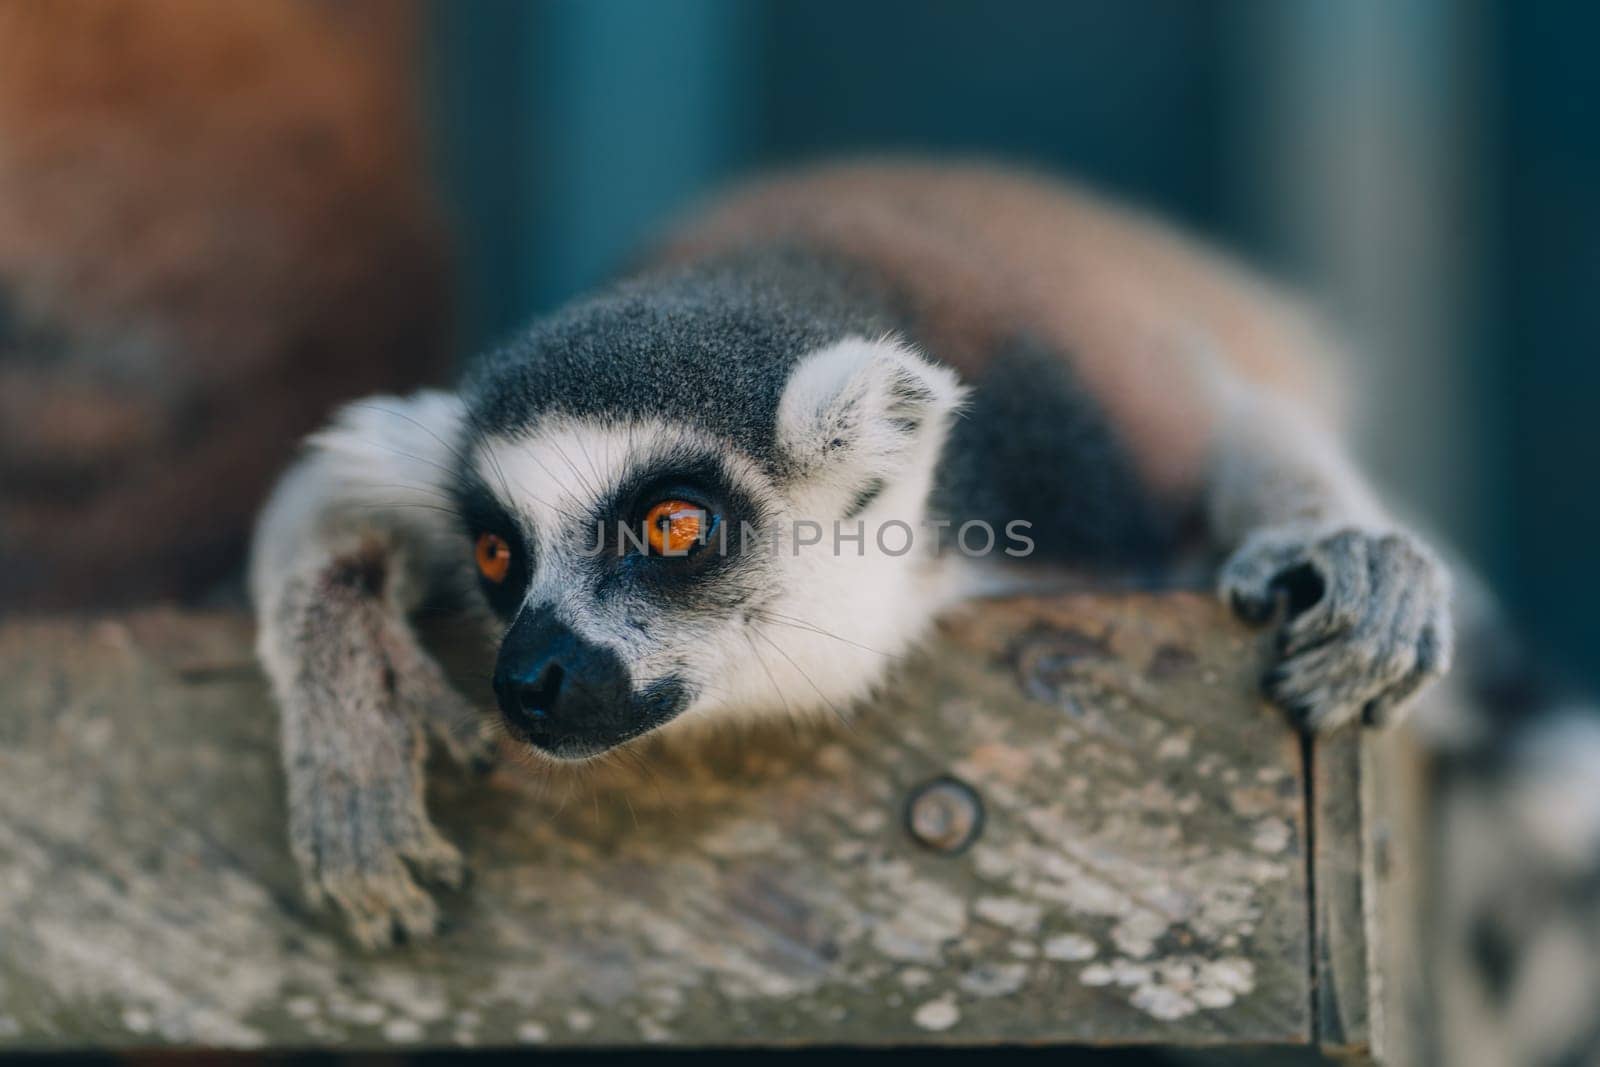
[1,0,1594,688]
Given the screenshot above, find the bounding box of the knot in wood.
[905,776,984,854]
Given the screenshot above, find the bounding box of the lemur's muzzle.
[492,609,681,759]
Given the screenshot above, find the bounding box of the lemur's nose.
[516,661,565,718]
[491,608,638,758]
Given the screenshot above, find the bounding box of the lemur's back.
[656,161,1344,495]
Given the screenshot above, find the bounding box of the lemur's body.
[255,161,1446,933]
[252,160,1600,1062]
[253,166,1595,1058]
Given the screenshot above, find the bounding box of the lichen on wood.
[0,595,1331,1051]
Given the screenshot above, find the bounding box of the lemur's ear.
[776,336,966,513]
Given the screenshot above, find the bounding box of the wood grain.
[0,595,1357,1052]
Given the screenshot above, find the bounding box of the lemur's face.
[456,337,967,760]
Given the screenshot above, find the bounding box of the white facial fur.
[473,336,975,741]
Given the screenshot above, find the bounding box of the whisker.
[629,750,666,803]
[571,432,606,494]
[742,630,794,722]
[464,426,518,514]
[456,426,588,526]
[750,623,854,732]
[352,403,475,474]
[514,447,595,526]
[749,608,904,661]
[352,502,470,521]
[492,451,588,526]
[344,439,460,485]
[357,482,459,501]
[547,438,601,502]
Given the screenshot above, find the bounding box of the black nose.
[513,660,565,720]
[492,609,639,758]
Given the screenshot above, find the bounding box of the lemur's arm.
[250,390,489,948]
[1205,381,1452,730]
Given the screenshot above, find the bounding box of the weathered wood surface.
[1314,717,1429,1065]
[0,595,1367,1052]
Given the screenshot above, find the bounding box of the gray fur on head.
[461,248,898,472]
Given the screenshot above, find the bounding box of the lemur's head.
[453,262,967,760]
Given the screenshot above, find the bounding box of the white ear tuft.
[776,336,966,510]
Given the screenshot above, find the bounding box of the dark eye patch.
[453,473,532,619]
[591,451,766,604]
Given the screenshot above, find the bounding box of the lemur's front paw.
[291,757,465,950]
[274,567,493,948]
[286,675,485,949]
[1220,521,1453,731]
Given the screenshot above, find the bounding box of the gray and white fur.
[250,163,1592,1060]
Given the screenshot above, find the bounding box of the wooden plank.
[1363,724,1428,1065]
[0,595,1314,1050]
[1311,701,1429,1064]
[1312,731,1372,1059]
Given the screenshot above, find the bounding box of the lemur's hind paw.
[1220,522,1453,731]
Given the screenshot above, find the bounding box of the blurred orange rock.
[0,0,452,609]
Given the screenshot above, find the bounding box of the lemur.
[252,165,1598,1057]
[254,160,1448,930]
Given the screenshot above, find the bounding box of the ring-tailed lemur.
[251,159,1453,930]
[251,165,1596,1059]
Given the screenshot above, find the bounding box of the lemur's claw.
[311,863,443,951]
[1221,522,1453,732]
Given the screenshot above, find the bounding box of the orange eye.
[643,499,708,555]
[475,532,512,583]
